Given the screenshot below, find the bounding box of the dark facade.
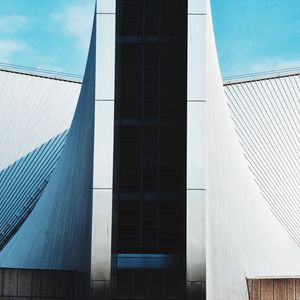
[112,0,188,299]
[0,268,75,299]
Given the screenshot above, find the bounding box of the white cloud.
[50,3,94,53]
[36,64,64,73]
[0,39,27,62]
[0,15,29,33]
[223,58,300,78]
[249,58,300,73]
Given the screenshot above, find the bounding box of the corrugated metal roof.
[223,67,300,85]
[1,62,300,257]
[225,73,300,245]
[0,131,67,250]
[0,68,79,250]
[0,62,83,83]
[0,69,79,170]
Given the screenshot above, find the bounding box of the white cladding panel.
[188,15,206,101]
[188,0,207,14]
[96,0,116,14]
[225,76,300,246]
[91,189,112,281]
[95,15,116,100]
[186,2,207,297]
[187,102,206,190]
[187,190,206,282]
[93,101,115,189]
[91,3,116,299]
[206,1,300,299]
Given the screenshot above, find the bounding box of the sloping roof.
[0,131,67,250]
[0,22,96,294]
[0,66,80,170]
[224,70,300,245]
[0,66,80,250]
[1,61,300,271]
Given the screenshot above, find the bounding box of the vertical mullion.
[157,0,162,254]
[140,0,145,253]
[131,269,134,297]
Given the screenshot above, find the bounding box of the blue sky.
[212,0,300,77]
[0,0,299,77]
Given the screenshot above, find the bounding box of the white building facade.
[0,1,300,299]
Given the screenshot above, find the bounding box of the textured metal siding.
[0,69,79,170]
[0,131,67,250]
[0,17,96,300]
[206,0,300,299]
[0,59,80,254]
[225,75,300,246]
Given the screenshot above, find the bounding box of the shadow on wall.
[0,131,68,251]
[0,267,75,299]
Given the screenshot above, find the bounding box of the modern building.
[0,0,300,299]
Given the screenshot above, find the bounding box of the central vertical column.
[186,0,207,299]
[90,1,116,299]
[112,0,187,299]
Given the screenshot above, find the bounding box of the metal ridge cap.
[223,67,300,86]
[0,62,83,84]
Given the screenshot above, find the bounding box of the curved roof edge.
[0,62,82,84]
[0,130,68,251]
[223,67,300,85]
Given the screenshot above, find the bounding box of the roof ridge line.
[0,63,83,84]
[223,67,300,85]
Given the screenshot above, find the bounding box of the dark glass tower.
[112,0,187,299]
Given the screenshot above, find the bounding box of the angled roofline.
[223,67,300,86]
[2,63,300,87]
[0,62,83,84]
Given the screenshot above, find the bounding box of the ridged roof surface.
[0,68,80,170]
[1,64,300,260]
[0,68,80,250]
[0,131,67,250]
[225,72,300,245]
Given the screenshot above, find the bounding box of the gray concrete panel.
[187,281,206,300]
[187,190,206,282]
[90,280,110,300]
[3,269,17,296]
[0,268,74,299]
[91,189,112,282]
[40,271,56,298]
[17,269,32,296]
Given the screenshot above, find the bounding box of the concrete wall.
[248,278,300,300]
[0,268,74,299]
